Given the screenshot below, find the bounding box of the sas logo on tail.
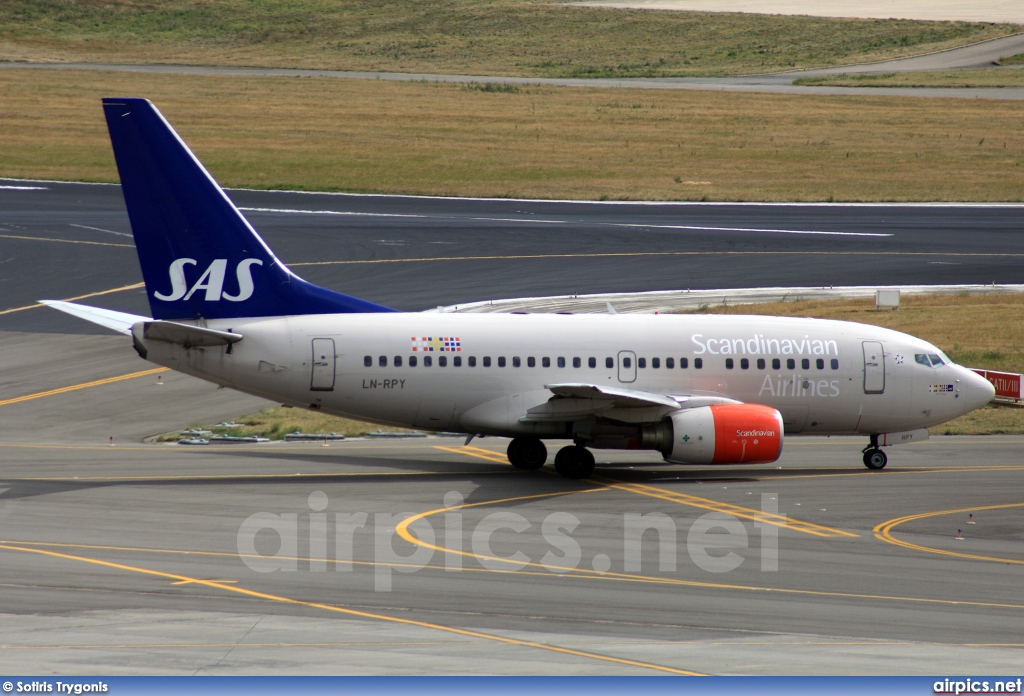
[154,258,263,302]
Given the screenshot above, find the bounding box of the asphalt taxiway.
[2,426,1024,674]
[2,183,1023,674]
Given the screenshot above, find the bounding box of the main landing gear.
[862,435,888,470]
[554,445,595,479]
[506,437,596,479]
[507,437,547,470]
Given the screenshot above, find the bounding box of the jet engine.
[662,403,784,465]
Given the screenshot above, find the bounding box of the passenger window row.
[724,357,840,371]
[362,355,707,369]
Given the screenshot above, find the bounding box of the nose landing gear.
[862,435,888,470]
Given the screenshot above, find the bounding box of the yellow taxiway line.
[0,542,704,676]
[0,368,163,408]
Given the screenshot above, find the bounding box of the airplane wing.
[521,383,740,422]
[41,300,148,336]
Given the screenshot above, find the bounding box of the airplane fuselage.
[134,312,992,443]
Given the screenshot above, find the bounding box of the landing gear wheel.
[863,449,887,470]
[507,437,547,470]
[554,445,596,479]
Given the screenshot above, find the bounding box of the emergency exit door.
[862,341,885,394]
[311,338,336,391]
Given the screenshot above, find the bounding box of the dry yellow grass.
[2,68,1023,201]
[795,68,1024,88]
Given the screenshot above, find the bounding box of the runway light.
[156,375,163,385]
[956,529,964,540]
[968,513,975,525]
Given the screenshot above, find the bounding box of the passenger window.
[666,357,674,369]
[605,357,614,368]
[740,358,749,370]
[454,356,462,367]
[468,356,477,367]
[816,358,824,370]
[483,356,491,367]
[757,358,765,370]
[527,357,535,367]
[424,356,433,367]
[589,357,597,368]
[542,357,550,368]
[801,358,810,370]
[498,357,506,367]
[394,356,403,367]
[573,357,582,368]
[694,358,702,369]
[652,357,660,369]
[787,358,795,370]
[379,355,387,367]
[623,357,632,369]
[513,357,521,368]
[439,356,447,367]
[557,357,566,368]
[364,355,372,367]
[725,358,734,369]
[831,358,839,370]
[680,357,688,369]
[772,358,781,370]
[409,355,417,367]
[638,357,646,368]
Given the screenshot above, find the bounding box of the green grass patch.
[0,0,1017,78]
[795,68,1024,88]
[999,53,1024,65]
[155,406,411,442]
[2,68,1024,201]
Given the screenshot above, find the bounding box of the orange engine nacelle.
[664,404,784,465]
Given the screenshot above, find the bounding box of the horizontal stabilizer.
[41,300,149,336]
[140,321,242,348]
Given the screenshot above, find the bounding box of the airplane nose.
[959,368,996,410]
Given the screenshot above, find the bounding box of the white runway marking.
[0,185,47,191]
[241,206,891,237]
[69,223,132,238]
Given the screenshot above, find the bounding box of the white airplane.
[46,98,995,478]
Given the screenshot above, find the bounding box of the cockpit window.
[915,353,945,368]
[928,353,945,367]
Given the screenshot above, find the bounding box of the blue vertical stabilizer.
[102,97,396,320]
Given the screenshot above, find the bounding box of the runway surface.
[2,183,1024,674]
[3,180,1024,334]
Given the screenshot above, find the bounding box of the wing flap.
[545,383,681,409]
[521,385,744,423]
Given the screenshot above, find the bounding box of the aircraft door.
[862,340,885,394]
[310,338,336,391]
[618,351,637,383]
